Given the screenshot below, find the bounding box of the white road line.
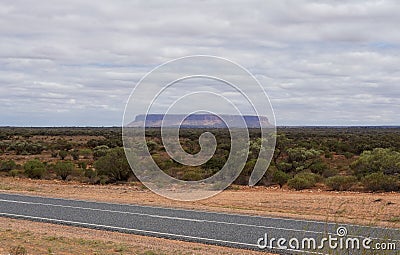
[1,198,398,242]
[0,212,329,255]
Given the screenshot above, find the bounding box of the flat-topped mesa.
[129,114,270,128]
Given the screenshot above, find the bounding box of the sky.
[0,0,399,126]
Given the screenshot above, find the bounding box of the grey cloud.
[0,0,399,125]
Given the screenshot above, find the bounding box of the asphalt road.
[0,192,398,255]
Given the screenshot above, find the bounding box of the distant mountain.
[128,114,270,128]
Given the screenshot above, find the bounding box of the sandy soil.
[0,177,399,228]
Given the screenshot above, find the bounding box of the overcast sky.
[1,0,399,126]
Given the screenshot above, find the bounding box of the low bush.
[287,172,320,190]
[9,169,23,178]
[326,175,358,191]
[94,147,132,182]
[54,161,75,181]
[25,167,46,179]
[343,152,354,159]
[321,168,339,178]
[352,148,400,177]
[272,170,290,188]
[58,150,68,160]
[93,145,110,159]
[24,159,46,179]
[309,161,328,175]
[362,172,399,192]
[70,150,80,160]
[181,170,203,181]
[84,168,97,179]
[79,149,92,159]
[0,160,16,172]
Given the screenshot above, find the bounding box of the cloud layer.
[0,0,399,126]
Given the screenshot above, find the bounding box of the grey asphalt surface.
[0,192,398,255]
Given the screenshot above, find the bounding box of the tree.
[94,147,132,182]
[54,161,75,181]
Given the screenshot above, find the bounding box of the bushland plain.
[0,127,399,254]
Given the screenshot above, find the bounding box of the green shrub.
[272,170,290,188]
[24,159,46,179]
[352,148,400,177]
[58,150,68,160]
[287,172,320,190]
[309,161,328,175]
[326,176,358,191]
[287,177,311,190]
[276,162,292,172]
[94,147,131,182]
[77,161,87,170]
[25,166,46,179]
[362,172,399,192]
[298,172,321,182]
[322,168,338,178]
[181,170,203,181]
[84,168,97,179]
[9,169,22,178]
[99,175,110,185]
[203,157,226,170]
[79,149,92,159]
[0,160,17,172]
[54,161,75,181]
[93,145,110,159]
[70,150,80,160]
[343,152,354,159]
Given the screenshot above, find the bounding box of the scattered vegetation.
[0,126,399,192]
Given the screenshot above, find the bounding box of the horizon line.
[1,125,400,128]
